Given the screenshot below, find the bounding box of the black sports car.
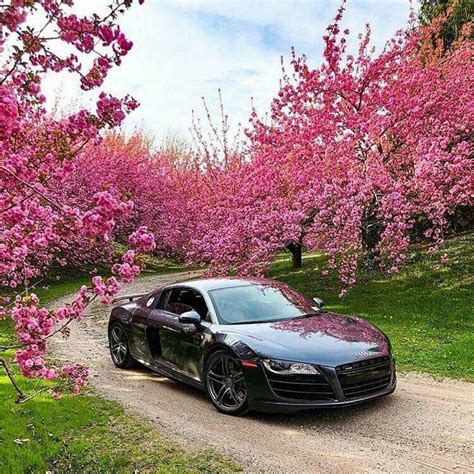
[108,277,396,415]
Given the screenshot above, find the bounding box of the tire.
[108,322,136,369]
[204,350,249,416]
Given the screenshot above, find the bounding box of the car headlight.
[262,359,321,375]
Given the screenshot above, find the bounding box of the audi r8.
[108,277,396,415]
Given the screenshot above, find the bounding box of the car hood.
[222,312,390,367]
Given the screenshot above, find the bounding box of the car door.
[149,287,208,381]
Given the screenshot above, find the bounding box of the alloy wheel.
[206,354,248,412]
[110,324,128,366]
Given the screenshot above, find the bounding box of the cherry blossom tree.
[0,0,153,402]
[59,131,193,264]
[188,3,473,296]
[1,0,471,403]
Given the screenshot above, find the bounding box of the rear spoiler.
[112,293,147,304]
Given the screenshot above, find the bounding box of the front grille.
[266,372,336,401]
[336,356,392,399]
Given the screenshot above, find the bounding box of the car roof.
[165,276,281,293]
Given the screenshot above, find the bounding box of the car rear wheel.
[205,350,248,415]
[109,323,135,369]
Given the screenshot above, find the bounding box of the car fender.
[108,305,136,340]
[212,332,257,359]
[201,333,258,385]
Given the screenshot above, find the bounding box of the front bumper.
[244,357,397,413]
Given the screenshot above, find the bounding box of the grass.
[0,369,238,473]
[268,232,474,381]
[0,259,236,473]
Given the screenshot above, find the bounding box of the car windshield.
[209,284,318,325]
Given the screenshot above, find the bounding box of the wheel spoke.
[208,370,225,383]
[232,375,244,385]
[228,387,242,404]
[222,357,229,376]
[217,385,230,403]
[113,345,123,361]
[111,327,121,343]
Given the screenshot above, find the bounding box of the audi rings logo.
[355,347,381,359]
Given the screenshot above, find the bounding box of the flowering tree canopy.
[187,4,473,296]
[60,131,194,263]
[0,0,152,402]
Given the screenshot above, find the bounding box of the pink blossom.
[129,226,156,253]
[0,0,144,399]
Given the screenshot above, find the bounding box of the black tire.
[204,350,249,416]
[108,323,136,369]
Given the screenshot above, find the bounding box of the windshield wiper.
[230,319,280,324]
[228,313,321,324]
[294,312,321,319]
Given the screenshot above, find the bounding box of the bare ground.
[51,273,474,473]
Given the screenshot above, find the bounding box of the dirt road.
[51,273,473,473]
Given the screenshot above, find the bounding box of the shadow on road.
[127,365,209,400]
[248,395,396,428]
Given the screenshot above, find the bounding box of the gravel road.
[51,273,474,473]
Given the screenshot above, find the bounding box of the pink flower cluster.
[91,275,122,304]
[82,190,134,240]
[61,364,90,395]
[128,226,157,253]
[111,228,156,284]
[0,0,145,400]
[183,4,473,292]
[112,251,140,285]
[0,2,27,35]
[96,92,138,128]
[0,86,19,140]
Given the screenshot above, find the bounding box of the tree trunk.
[287,241,302,269]
[362,198,382,271]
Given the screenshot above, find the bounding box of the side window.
[163,289,193,316]
[159,288,211,321]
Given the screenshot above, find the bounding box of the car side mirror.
[312,297,325,309]
[179,310,201,326]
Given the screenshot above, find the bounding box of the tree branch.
[0,358,26,403]
[17,386,57,404]
[0,166,64,212]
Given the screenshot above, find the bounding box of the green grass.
[268,232,474,381]
[0,259,236,473]
[0,372,238,473]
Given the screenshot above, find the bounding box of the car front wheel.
[204,350,249,416]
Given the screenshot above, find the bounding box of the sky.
[43,0,415,142]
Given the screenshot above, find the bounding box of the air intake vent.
[265,372,336,401]
[336,356,392,399]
